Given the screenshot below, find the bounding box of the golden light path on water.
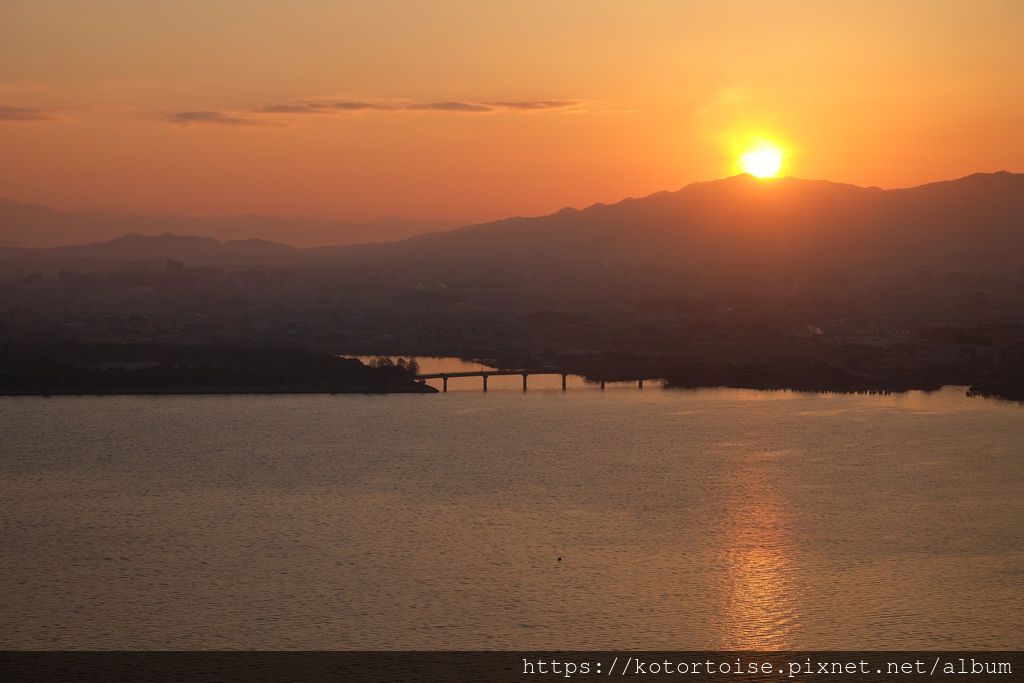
[716,448,800,648]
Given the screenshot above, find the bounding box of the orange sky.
[1,1,1022,223]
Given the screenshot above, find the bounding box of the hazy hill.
[0,198,462,248]
[0,233,298,264]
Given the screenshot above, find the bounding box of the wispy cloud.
[167,98,587,126]
[406,101,494,113]
[482,100,578,110]
[254,100,392,114]
[169,110,281,127]
[0,105,56,121]
[249,98,585,117]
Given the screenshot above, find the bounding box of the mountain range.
[391,171,1024,268]
[2,172,1022,269]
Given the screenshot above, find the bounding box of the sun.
[739,143,784,178]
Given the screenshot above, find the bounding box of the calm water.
[1,360,1022,649]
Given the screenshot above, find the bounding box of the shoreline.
[4,381,1014,402]
[0,384,437,397]
[456,352,1024,403]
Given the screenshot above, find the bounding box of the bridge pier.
[482,374,488,392]
[522,373,528,392]
[638,378,644,389]
[561,373,567,391]
[600,380,605,390]
[442,375,448,392]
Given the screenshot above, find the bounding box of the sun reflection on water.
[717,450,802,649]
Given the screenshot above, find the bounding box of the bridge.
[415,369,646,392]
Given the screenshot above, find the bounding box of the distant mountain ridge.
[2,172,1022,270]
[388,171,1024,268]
[0,232,297,264]
[0,198,462,248]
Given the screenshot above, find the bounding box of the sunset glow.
[739,143,784,179]
[0,1,1022,222]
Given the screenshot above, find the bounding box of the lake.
[1,358,1021,649]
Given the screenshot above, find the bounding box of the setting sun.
[739,143,784,178]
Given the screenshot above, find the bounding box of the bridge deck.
[416,370,563,379]
[415,369,646,391]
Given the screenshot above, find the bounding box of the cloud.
[483,100,578,110]
[248,98,584,117]
[328,101,392,111]
[405,101,494,113]
[169,110,281,127]
[0,105,55,121]
[255,100,392,114]
[161,97,592,126]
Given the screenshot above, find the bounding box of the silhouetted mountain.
[3,172,1022,271]
[387,171,1024,269]
[0,198,462,248]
